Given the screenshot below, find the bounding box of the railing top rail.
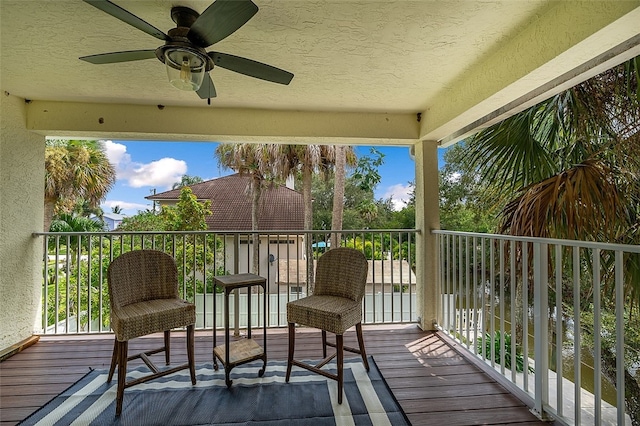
[433,229,640,253]
[33,229,421,237]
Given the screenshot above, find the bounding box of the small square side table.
[213,273,267,387]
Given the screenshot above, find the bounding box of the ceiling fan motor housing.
[155,7,214,72]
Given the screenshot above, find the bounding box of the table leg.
[225,288,232,387]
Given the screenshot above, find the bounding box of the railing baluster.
[472,236,478,355]
[572,246,581,425]
[65,235,70,334]
[499,239,505,375]
[98,236,104,332]
[480,237,486,362]
[510,239,516,383]
[593,248,602,426]
[458,234,463,341]
[554,244,563,417]
[444,234,450,331]
[465,236,470,348]
[76,234,82,334]
[87,236,93,333]
[522,241,529,392]
[490,238,495,368]
[533,242,549,420]
[615,250,625,426]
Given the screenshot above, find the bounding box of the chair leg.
[336,334,344,404]
[285,322,295,382]
[107,338,118,383]
[356,322,369,371]
[187,324,196,385]
[164,330,171,365]
[321,330,327,358]
[115,340,128,416]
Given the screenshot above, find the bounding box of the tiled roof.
[147,174,303,231]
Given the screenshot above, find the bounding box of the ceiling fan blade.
[80,50,157,64]
[188,0,258,48]
[83,0,169,41]
[197,74,217,99]
[209,52,293,85]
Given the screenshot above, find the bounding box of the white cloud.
[126,157,187,188]
[382,183,413,211]
[102,200,149,212]
[101,140,187,189]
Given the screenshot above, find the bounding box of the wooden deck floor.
[0,325,551,425]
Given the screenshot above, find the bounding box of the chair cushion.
[287,295,362,335]
[111,298,195,342]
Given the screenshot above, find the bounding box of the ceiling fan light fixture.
[164,48,206,91]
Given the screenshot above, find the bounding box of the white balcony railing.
[434,230,640,426]
[35,229,418,335]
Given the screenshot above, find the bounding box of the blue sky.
[101,140,447,216]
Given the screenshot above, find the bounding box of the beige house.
[1,0,639,356]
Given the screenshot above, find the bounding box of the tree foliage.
[44,139,116,231]
[439,144,497,232]
[172,174,204,189]
[118,188,211,232]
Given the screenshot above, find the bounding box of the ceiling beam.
[26,101,420,146]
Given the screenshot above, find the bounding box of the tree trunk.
[303,167,315,293]
[330,145,345,249]
[44,198,56,232]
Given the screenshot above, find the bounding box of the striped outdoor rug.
[20,357,409,425]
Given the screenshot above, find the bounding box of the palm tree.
[460,58,640,307]
[270,145,344,291]
[49,213,107,233]
[49,212,107,258]
[44,140,116,232]
[462,59,639,246]
[215,143,276,275]
[172,174,204,189]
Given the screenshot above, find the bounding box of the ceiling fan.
[79,0,294,102]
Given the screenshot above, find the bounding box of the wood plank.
[415,407,547,426]
[401,393,525,413]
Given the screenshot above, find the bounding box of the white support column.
[414,140,440,331]
[0,92,46,350]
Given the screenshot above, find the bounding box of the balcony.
[0,229,637,425]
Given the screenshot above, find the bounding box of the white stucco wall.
[0,92,45,350]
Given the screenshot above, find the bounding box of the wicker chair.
[107,250,196,416]
[285,247,370,404]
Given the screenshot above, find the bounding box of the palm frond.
[499,159,623,241]
[465,106,556,200]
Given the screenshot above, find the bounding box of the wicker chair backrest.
[107,250,179,309]
[313,248,368,302]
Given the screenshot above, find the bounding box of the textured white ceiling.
[0,0,550,113]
